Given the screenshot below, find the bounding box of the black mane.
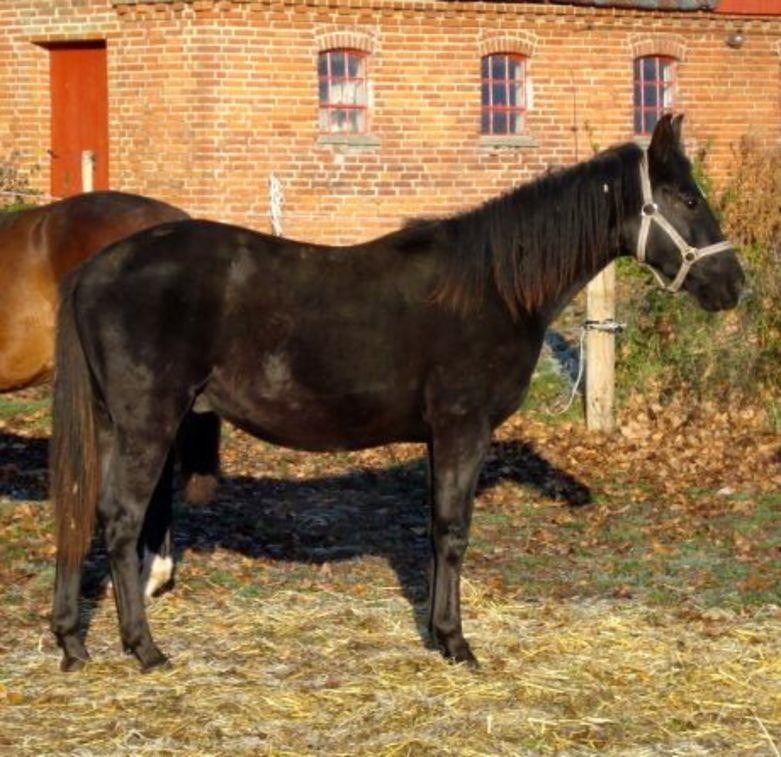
[411,142,644,316]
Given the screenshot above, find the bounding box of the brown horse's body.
[1,191,219,597]
[0,192,189,391]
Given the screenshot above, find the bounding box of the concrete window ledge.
[316,134,381,149]
[479,134,538,149]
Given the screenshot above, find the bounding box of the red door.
[48,41,109,197]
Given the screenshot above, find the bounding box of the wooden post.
[81,149,95,192]
[585,263,616,432]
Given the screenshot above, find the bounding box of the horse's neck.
[546,175,630,321]
[539,246,622,325]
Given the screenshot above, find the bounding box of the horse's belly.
[204,365,426,451]
[204,360,426,450]
[210,395,426,451]
[0,293,55,392]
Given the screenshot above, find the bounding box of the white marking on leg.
[141,548,174,599]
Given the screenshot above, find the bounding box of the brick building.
[1,0,779,243]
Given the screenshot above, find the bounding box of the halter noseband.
[636,150,733,293]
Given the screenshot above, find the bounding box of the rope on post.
[269,173,284,237]
[549,318,626,416]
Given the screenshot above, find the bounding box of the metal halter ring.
[641,202,658,217]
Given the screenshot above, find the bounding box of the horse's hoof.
[450,644,479,669]
[140,656,171,674]
[138,649,170,673]
[145,578,175,601]
[438,634,479,669]
[57,636,90,672]
[60,653,89,672]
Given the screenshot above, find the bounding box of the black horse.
[50,115,743,672]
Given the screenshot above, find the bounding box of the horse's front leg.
[427,417,490,666]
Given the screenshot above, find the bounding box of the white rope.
[547,319,625,416]
[549,325,588,416]
[268,173,284,236]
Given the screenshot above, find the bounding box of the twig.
[753,712,780,757]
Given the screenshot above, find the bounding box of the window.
[633,55,676,135]
[318,49,368,134]
[481,53,526,135]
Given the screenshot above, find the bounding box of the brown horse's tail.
[50,275,100,571]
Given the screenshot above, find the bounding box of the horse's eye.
[683,194,699,210]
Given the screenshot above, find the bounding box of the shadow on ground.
[0,431,48,500]
[3,429,590,649]
[100,440,589,643]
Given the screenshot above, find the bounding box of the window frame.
[480,52,528,137]
[317,48,369,135]
[633,55,677,136]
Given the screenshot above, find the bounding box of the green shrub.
[616,139,780,417]
[0,150,40,208]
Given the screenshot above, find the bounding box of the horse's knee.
[433,522,470,566]
[102,508,145,557]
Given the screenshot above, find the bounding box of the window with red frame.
[634,56,676,135]
[318,49,368,134]
[481,53,526,135]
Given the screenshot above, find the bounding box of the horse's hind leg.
[427,417,490,666]
[51,563,89,671]
[139,451,175,598]
[99,431,175,671]
[138,409,221,597]
[51,418,114,672]
[177,410,221,504]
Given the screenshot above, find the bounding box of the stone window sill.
[479,134,538,150]
[316,134,380,149]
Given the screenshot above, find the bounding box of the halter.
[636,150,733,293]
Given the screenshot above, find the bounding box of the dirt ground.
[0,386,779,754]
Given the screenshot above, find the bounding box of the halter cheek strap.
[636,150,733,293]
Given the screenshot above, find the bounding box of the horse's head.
[627,114,744,311]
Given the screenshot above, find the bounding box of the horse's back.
[43,191,188,278]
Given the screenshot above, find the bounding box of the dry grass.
[0,394,779,754]
[2,585,779,754]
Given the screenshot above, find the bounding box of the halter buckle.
[682,249,697,264]
[641,202,658,217]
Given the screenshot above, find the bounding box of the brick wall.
[1,0,779,243]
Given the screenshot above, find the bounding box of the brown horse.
[0,192,189,390]
[0,191,220,593]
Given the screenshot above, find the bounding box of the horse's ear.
[648,113,680,165]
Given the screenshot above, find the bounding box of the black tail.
[50,275,100,570]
